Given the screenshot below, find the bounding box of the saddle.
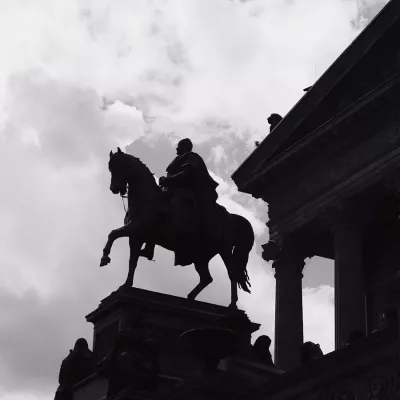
[165,191,228,266]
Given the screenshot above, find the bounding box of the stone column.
[273,251,305,371]
[332,218,366,349]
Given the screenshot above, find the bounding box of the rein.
[120,187,128,213]
[121,195,127,213]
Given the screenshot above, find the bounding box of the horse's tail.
[231,214,254,293]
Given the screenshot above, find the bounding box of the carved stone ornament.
[95,317,160,398]
[300,341,324,365]
[261,240,281,262]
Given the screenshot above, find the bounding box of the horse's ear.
[109,150,113,159]
[117,147,122,153]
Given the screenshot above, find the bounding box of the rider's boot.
[140,243,155,260]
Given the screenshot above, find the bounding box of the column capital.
[273,253,305,280]
[320,201,371,233]
[262,236,307,281]
[261,235,310,263]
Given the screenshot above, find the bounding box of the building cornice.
[238,71,400,197]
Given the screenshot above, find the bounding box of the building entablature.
[250,71,400,200]
[242,74,400,245]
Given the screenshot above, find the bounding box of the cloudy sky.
[0,0,388,398]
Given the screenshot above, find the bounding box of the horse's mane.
[124,152,155,180]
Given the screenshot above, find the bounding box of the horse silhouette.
[100,148,254,308]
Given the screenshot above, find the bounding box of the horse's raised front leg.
[188,262,213,301]
[100,225,131,267]
[121,237,143,289]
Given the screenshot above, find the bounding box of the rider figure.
[140,138,219,265]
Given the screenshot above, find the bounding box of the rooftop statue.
[54,338,95,400]
[267,113,283,132]
[300,341,323,365]
[100,139,254,308]
[255,114,283,147]
[252,335,275,367]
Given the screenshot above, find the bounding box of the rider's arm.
[163,165,195,186]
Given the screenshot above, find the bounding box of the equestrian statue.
[100,139,254,308]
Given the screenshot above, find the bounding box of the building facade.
[232,0,400,375]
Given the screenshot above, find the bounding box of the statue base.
[73,287,260,399]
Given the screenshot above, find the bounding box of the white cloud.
[211,144,227,165]
[303,285,335,354]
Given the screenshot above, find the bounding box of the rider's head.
[176,138,193,155]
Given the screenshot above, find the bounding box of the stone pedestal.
[333,222,366,349]
[70,287,260,400]
[73,376,108,400]
[273,253,305,371]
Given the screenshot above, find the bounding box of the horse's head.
[108,147,128,196]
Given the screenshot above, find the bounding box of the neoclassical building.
[232,0,400,373]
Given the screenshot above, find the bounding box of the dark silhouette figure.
[379,308,398,331]
[255,114,284,147]
[300,341,324,365]
[343,330,366,347]
[267,113,283,132]
[96,317,159,397]
[252,335,274,367]
[99,146,254,308]
[372,308,398,335]
[141,138,219,266]
[55,338,94,400]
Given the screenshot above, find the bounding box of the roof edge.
[232,0,399,188]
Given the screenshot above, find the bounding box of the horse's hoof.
[100,256,111,267]
[187,294,196,301]
[118,282,132,291]
[228,303,238,310]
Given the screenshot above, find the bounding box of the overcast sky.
[0,0,388,398]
